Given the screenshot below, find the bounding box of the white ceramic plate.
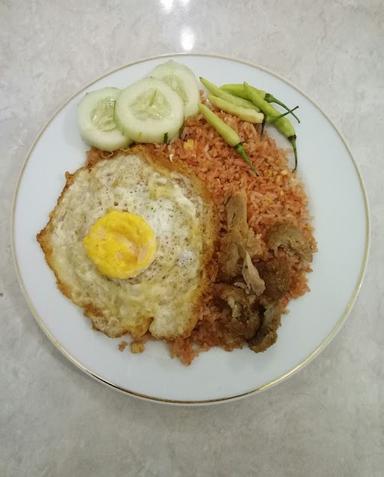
[12,54,369,404]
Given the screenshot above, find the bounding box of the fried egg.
[37,149,216,339]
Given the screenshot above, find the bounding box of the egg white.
[38,152,214,339]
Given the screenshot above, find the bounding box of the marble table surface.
[1,1,383,476]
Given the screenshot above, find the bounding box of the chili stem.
[234,144,258,176]
[269,106,299,124]
[265,94,301,123]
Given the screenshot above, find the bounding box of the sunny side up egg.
[37,150,216,340]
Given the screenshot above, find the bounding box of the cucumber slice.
[115,78,184,143]
[77,87,131,151]
[149,60,199,118]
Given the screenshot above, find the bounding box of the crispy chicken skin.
[218,191,264,281]
[242,251,265,296]
[257,257,292,302]
[267,222,313,262]
[214,284,261,340]
[249,304,283,352]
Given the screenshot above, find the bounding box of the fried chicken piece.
[267,222,313,262]
[214,284,261,340]
[218,232,243,280]
[248,304,283,352]
[214,284,255,320]
[218,191,263,281]
[225,190,248,237]
[257,256,291,301]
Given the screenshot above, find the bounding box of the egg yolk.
[83,210,156,279]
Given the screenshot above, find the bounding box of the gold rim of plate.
[10,53,371,406]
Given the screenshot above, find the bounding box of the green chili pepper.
[221,83,266,99]
[244,82,297,171]
[200,78,260,111]
[221,83,300,123]
[198,103,258,176]
[208,94,264,123]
